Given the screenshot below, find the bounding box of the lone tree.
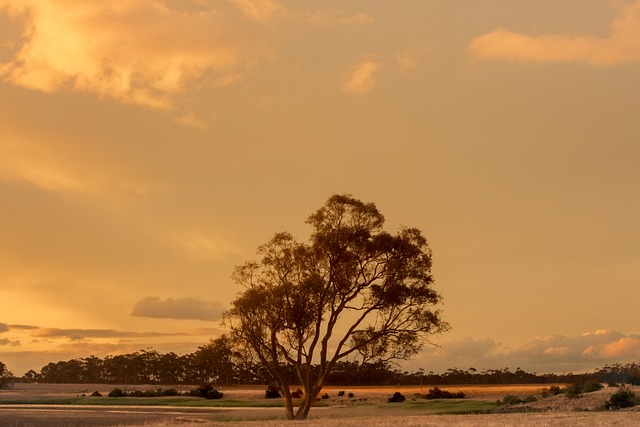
[225,194,449,420]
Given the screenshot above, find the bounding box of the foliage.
[206,389,224,399]
[496,394,525,405]
[225,194,448,419]
[423,387,465,399]
[265,384,281,399]
[108,388,125,397]
[540,385,563,398]
[563,381,603,399]
[605,387,637,410]
[387,391,406,402]
[0,361,13,389]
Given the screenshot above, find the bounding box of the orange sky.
[1,0,639,376]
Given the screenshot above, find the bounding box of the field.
[1,383,639,426]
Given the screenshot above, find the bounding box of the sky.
[1,0,639,377]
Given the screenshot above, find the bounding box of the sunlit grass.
[0,396,287,407]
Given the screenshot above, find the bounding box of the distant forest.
[8,337,640,386]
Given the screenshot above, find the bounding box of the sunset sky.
[1,0,640,377]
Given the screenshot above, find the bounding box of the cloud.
[173,113,209,130]
[342,59,382,95]
[0,323,8,333]
[468,0,640,66]
[131,296,225,321]
[396,53,418,74]
[229,0,287,22]
[412,330,640,373]
[0,0,274,109]
[0,338,20,346]
[32,328,184,341]
[307,9,374,26]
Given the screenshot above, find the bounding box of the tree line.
[7,337,640,387]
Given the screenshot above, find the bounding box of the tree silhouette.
[225,194,449,420]
[0,360,13,389]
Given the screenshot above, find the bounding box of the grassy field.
[1,383,639,426]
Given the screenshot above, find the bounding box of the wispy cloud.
[342,58,382,95]
[0,323,8,333]
[307,9,374,26]
[32,328,184,341]
[468,0,640,66]
[131,296,225,321]
[396,53,418,74]
[0,0,274,109]
[229,0,287,22]
[0,338,20,346]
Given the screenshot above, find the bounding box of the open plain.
[1,383,639,426]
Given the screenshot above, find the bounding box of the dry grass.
[3,383,640,426]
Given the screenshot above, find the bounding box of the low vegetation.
[605,387,638,410]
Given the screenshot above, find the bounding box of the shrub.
[497,394,524,405]
[291,389,303,398]
[424,387,465,399]
[564,381,603,399]
[108,388,126,397]
[337,390,345,397]
[348,392,354,398]
[541,385,563,398]
[321,393,330,399]
[265,384,281,399]
[605,388,638,410]
[388,392,405,403]
[161,388,179,396]
[206,389,224,400]
[90,391,102,397]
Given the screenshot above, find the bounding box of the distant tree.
[191,335,238,386]
[225,194,449,420]
[0,360,14,389]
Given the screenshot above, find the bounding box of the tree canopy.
[225,194,449,419]
[0,360,13,389]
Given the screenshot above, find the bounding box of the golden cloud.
[342,59,382,95]
[0,0,273,109]
[468,0,640,66]
[600,337,640,358]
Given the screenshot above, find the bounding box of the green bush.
[108,388,126,397]
[387,391,405,403]
[206,389,224,399]
[265,384,281,399]
[605,388,638,410]
[564,381,603,399]
[423,387,466,399]
[161,388,179,396]
[497,394,524,405]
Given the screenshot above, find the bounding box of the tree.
[0,360,13,389]
[191,335,238,386]
[225,194,449,420]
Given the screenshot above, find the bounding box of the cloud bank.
[469,0,640,66]
[0,0,275,109]
[131,296,224,321]
[416,329,640,373]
